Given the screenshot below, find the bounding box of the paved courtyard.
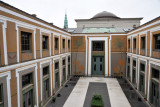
[64,77,131,107]
[47,77,148,107]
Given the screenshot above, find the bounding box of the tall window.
[68,40,70,49]
[92,41,104,51]
[154,34,160,49]
[0,84,3,106]
[63,39,65,49]
[43,36,48,49]
[21,31,31,51]
[133,38,136,49]
[55,38,58,50]
[22,73,33,88]
[128,39,130,49]
[55,62,59,70]
[141,37,145,49]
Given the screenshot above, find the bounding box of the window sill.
[43,49,49,51]
[22,84,33,91]
[21,50,32,53]
[153,49,160,52]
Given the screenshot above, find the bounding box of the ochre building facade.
[0,1,159,107]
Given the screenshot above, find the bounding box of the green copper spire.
[64,11,68,29]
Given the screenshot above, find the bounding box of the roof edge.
[0,1,70,34]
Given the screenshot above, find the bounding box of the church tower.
[64,11,68,29]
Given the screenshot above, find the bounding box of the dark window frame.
[63,59,65,65]
[22,73,33,88]
[63,39,65,49]
[128,39,130,49]
[92,41,104,51]
[43,66,49,76]
[68,40,70,49]
[140,63,145,72]
[133,60,136,67]
[21,31,32,52]
[141,36,145,49]
[128,58,130,63]
[55,38,59,50]
[42,35,48,50]
[154,34,160,50]
[152,68,159,79]
[133,38,136,49]
[0,84,3,104]
[68,57,70,63]
[55,62,59,70]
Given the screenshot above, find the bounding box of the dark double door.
[92,56,104,75]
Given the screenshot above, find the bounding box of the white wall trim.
[0,71,11,107]
[15,23,36,62]
[128,20,160,35]
[15,64,38,107]
[137,58,147,95]
[39,60,52,102]
[0,8,70,36]
[85,35,88,76]
[0,19,8,65]
[88,37,108,76]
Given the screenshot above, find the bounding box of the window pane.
[94,64,96,71]
[152,68,159,79]
[140,63,145,72]
[55,62,59,70]
[154,34,160,49]
[43,36,48,49]
[141,37,145,49]
[128,58,130,63]
[43,66,49,76]
[68,57,70,62]
[133,60,136,66]
[0,84,3,102]
[63,39,65,49]
[55,38,58,49]
[63,59,65,65]
[100,64,102,71]
[134,38,136,48]
[92,41,104,51]
[21,31,31,51]
[22,73,33,88]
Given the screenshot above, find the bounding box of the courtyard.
[46,77,149,107]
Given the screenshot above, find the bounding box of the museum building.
[0,1,159,107]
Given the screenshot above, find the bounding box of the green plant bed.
[91,94,103,107]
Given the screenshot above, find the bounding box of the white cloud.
[2,0,160,28]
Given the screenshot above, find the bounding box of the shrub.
[91,94,103,107]
[52,96,56,102]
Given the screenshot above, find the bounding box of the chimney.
[32,14,37,17]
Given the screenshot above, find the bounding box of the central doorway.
[92,56,104,75]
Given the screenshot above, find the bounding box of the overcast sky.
[2,0,160,28]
